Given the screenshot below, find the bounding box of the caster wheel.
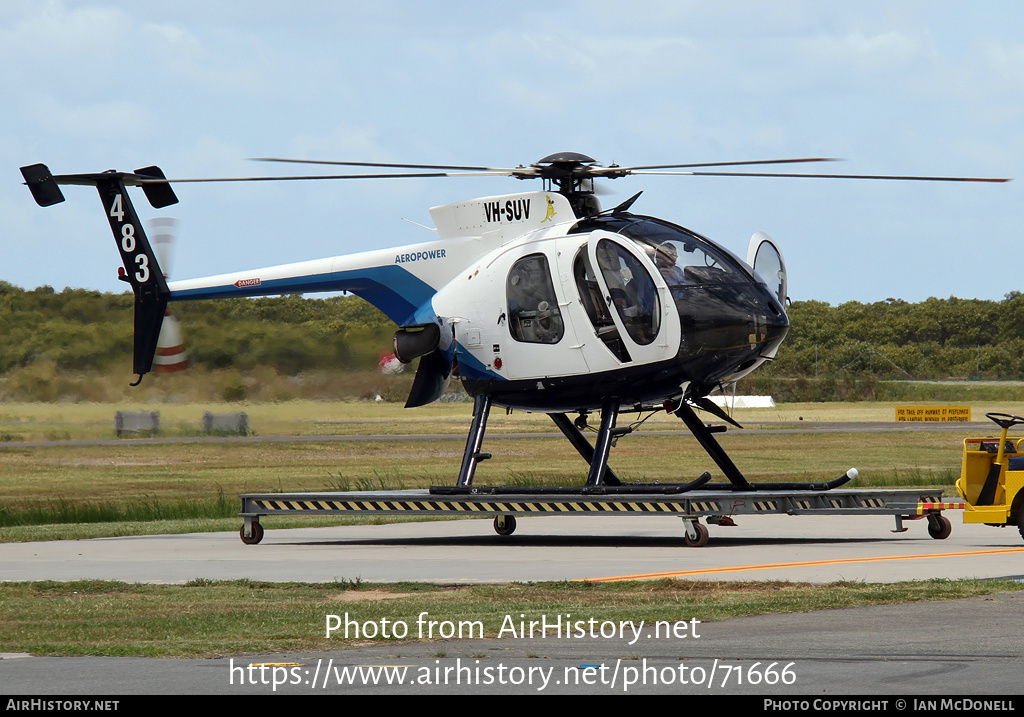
[683,522,709,547]
[927,515,951,540]
[493,515,517,536]
[240,522,264,545]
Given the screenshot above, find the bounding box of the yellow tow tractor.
[956,412,1024,541]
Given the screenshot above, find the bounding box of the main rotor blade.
[619,157,842,171]
[628,170,1012,182]
[136,171,515,184]
[252,157,523,173]
[254,157,839,173]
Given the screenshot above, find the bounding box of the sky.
[2,1,1022,306]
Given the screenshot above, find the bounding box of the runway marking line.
[585,547,1024,582]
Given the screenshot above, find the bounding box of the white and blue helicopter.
[19,153,1008,495]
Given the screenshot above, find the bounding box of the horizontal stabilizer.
[20,164,178,209]
[20,164,65,207]
[135,166,179,208]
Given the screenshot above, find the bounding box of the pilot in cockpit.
[654,242,686,287]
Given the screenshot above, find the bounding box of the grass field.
[3,398,1017,541]
[5,396,1024,438]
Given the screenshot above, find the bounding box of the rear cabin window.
[506,254,564,344]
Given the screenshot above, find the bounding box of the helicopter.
[19,152,1010,496]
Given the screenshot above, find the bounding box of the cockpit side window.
[595,239,660,346]
[506,253,564,344]
[573,249,631,362]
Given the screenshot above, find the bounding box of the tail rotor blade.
[147,217,179,279]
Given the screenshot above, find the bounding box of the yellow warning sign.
[895,406,971,422]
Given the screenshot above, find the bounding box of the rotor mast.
[527,152,607,217]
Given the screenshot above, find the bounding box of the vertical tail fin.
[98,171,174,383]
[21,164,178,383]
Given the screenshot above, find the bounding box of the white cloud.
[22,95,154,141]
[806,30,925,68]
[141,21,200,49]
[982,39,1024,88]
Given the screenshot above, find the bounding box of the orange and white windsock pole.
[148,218,189,373]
[153,311,189,373]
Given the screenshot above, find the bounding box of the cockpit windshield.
[571,215,751,288]
[614,218,750,288]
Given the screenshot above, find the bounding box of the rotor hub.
[526,152,606,216]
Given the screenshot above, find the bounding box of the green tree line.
[0,281,395,375]
[2,281,1023,381]
[761,293,1024,381]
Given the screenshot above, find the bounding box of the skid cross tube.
[452,394,853,493]
[675,400,855,491]
[549,412,623,486]
[586,397,624,487]
[455,395,627,490]
[457,393,493,486]
[675,401,752,488]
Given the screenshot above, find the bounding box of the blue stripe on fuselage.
[169,265,437,327]
[450,342,505,382]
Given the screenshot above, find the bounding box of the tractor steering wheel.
[985,412,1024,430]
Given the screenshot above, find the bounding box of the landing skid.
[439,393,855,495]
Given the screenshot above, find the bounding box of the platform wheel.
[240,522,264,545]
[683,523,709,548]
[927,514,952,540]
[493,515,517,536]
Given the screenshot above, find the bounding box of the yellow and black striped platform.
[240,489,958,519]
[247,496,701,515]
